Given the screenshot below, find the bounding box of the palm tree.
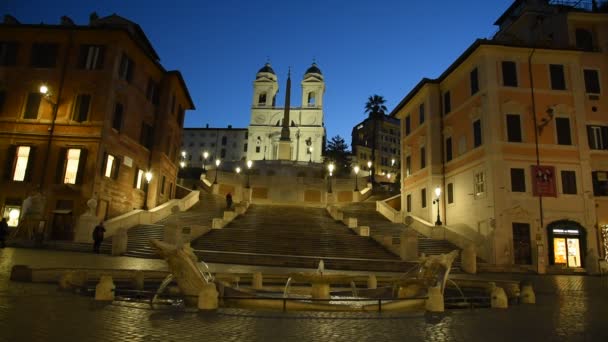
[364,95,387,183]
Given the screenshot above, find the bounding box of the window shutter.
[24,146,36,182]
[602,127,608,150]
[78,45,88,68]
[4,145,17,180]
[112,157,121,180]
[75,149,88,184]
[96,46,105,69]
[100,152,107,176]
[55,148,68,183]
[133,168,139,188]
[587,126,594,148]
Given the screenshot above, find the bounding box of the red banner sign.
[531,165,556,197]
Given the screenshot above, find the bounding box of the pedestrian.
[92,221,106,254]
[226,192,233,210]
[0,218,8,248]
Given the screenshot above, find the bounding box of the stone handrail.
[376,194,402,223]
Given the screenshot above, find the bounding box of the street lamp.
[235,166,241,174]
[213,159,221,184]
[308,146,313,163]
[353,165,360,192]
[246,160,253,188]
[327,163,335,193]
[202,151,209,171]
[143,171,153,210]
[39,83,60,188]
[367,160,372,182]
[387,173,391,180]
[179,161,186,168]
[433,186,442,226]
[391,158,395,167]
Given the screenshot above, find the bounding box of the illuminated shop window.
[63,149,81,184]
[12,146,31,181]
[104,155,115,178]
[135,169,144,190]
[2,206,21,227]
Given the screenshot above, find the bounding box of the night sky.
[4,0,513,145]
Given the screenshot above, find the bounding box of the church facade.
[246,63,325,162]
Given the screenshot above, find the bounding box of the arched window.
[258,93,267,106]
[575,28,594,51]
[307,92,316,107]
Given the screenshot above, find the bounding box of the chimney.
[89,12,99,24]
[3,14,20,25]
[60,16,75,26]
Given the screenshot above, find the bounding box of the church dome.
[305,63,322,75]
[257,63,275,75]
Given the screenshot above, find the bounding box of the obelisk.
[277,68,292,160]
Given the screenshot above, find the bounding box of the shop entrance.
[512,223,532,265]
[547,220,586,268]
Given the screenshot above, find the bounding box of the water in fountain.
[197,261,214,283]
[350,280,358,298]
[151,273,175,307]
[283,277,292,298]
[317,260,325,275]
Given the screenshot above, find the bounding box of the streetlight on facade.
[143,171,153,210]
[327,163,335,193]
[246,160,253,188]
[433,186,442,226]
[213,159,221,184]
[179,161,186,168]
[235,166,241,174]
[391,158,395,166]
[202,151,209,171]
[367,160,372,182]
[353,165,360,192]
[39,83,60,188]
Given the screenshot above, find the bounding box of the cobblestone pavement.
[1,247,607,342]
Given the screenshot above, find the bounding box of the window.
[221,136,227,146]
[474,171,485,196]
[0,90,5,113]
[161,175,166,194]
[78,45,104,70]
[72,94,91,122]
[0,42,18,66]
[470,68,479,95]
[258,93,267,106]
[443,91,451,115]
[11,146,32,181]
[244,143,248,152]
[587,125,608,150]
[406,156,411,176]
[421,188,427,208]
[101,153,119,180]
[405,116,411,135]
[307,92,316,106]
[406,194,412,212]
[134,169,144,190]
[56,148,87,184]
[146,79,160,105]
[592,171,608,196]
[447,183,454,204]
[104,155,115,178]
[584,69,600,94]
[256,146,261,153]
[420,146,426,169]
[220,149,226,158]
[445,137,453,162]
[177,105,184,126]
[549,64,566,90]
[502,61,518,87]
[506,114,522,142]
[419,103,425,125]
[23,93,42,119]
[30,43,58,68]
[118,53,134,82]
[575,29,594,51]
[561,170,577,195]
[511,168,526,192]
[555,117,572,145]
[473,119,482,147]
[140,123,153,149]
[112,103,123,131]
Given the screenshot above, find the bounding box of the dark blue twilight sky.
[3,0,513,146]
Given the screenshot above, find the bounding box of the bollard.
[95,275,115,301]
[198,283,219,310]
[490,283,508,309]
[252,272,263,290]
[425,286,444,313]
[133,270,145,291]
[367,274,377,289]
[520,282,536,304]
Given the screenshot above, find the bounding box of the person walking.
[0,218,8,248]
[92,221,106,254]
[226,193,233,210]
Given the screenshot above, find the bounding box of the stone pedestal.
[356,226,370,237]
[198,283,219,310]
[277,140,292,161]
[112,228,128,256]
[252,272,263,290]
[344,217,357,228]
[223,211,236,221]
[400,230,418,261]
[367,275,377,289]
[311,283,330,299]
[461,243,477,274]
[95,275,115,301]
[425,286,444,313]
[74,215,99,243]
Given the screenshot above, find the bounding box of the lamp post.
[143,171,153,210]
[202,151,209,171]
[246,160,253,188]
[327,163,335,193]
[367,160,372,183]
[308,146,313,164]
[39,84,60,188]
[179,161,186,168]
[433,186,442,226]
[353,165,360,192]
[214,159,221,184]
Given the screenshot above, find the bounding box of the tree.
[364,94,388,182]
[325,135,350,176]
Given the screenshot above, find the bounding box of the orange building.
[391,0,608,272]
[0,13,194,240]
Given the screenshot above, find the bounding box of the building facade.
[351,115,400,181]
[0,14,194,240]
[181,126,248,167]
[246,63,325,163]
[391,0,608,270]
